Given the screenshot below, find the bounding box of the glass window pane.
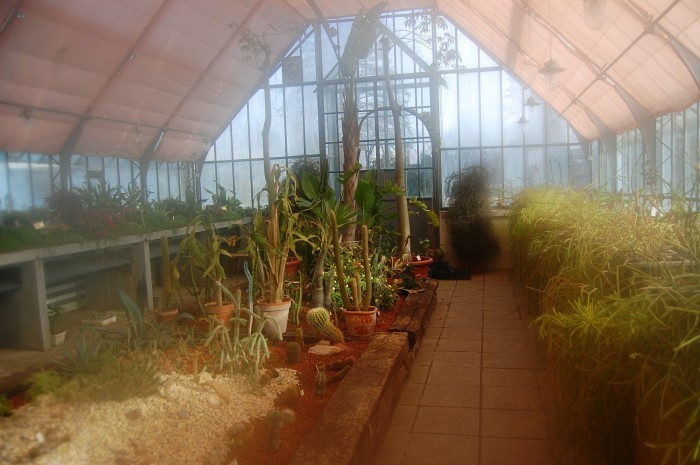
[156,163,169,199]
[270,87,285,155]
[459,73,480,147]
[502,73,524,146]
[547,108,568,144]
[9,153,31,210]
[70,155,87,188]
[547,146,568,185]
[232,110,250,160]
[285,87,304,156]
[504,147,525,194]
[233,161,252,208]
[480,71,502,146]
[304,86,319,154]
[525,103,545,144]
[215,125,232,161]
[30,154,51,209]
[526,147,545,186]
[440,73,458,147]
[200,163,217,205]
[216,162,233,192]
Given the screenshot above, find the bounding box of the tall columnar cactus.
[330,210,371,311]
[306,307,344,343]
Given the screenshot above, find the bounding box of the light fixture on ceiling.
[517,114,529,134]
[22,107,33,129]
[524,94,540,112]
[539,59,565,90]
[538,0,565,91]
[583,0,606,30]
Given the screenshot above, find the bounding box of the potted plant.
[178,214,235,328]
[48,304,67,346]
[249,164,304,338]
[154,235,180,323]
[330,210,376,337]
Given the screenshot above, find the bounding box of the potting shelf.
[0,218,250,351]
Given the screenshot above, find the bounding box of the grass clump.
[510,186,700,465]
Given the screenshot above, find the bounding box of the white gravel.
[0,369,297,465]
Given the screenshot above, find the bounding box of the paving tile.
[443,317,484,328]
[413,349,435,367]
[482,386,546,410]
[398,383,425,406]
[418,337,438,352]
[483,327,531,340]
[427,365,480,386]
[482,339,534,354]
[482,408,550,439]
[414,406,480,435]
[481,437,557,465]
[423,326,443,338]
[420,384,481,408]
[482,309,522,319]
[436,338,482,353]
[371,431,411,465]
[388,404,418,432]
[483,351,546,369]
[403,433,480,465]
[407,365,430,384]
[483,318,525,329]
[431,350,481,367]
[440,327,482,339]
[482,368,539,387]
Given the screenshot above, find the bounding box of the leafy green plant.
[446,166,500,270]
[27,370,64,400]
[0,394,11,416]
[509,186,700,465]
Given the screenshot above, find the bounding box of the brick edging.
[290,280,439,465]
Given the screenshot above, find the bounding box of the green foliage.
[0,394,10,416]
[446,166,500,268]
[57,335,109,376]
[306,307,344,344]
[28,370,65,400]
[510,186,700,465]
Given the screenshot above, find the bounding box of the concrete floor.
[372,270,575,465]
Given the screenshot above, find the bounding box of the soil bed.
[232,298,404,465]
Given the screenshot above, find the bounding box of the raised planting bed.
[289,279,438,465]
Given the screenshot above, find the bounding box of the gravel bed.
[0,369,297,465]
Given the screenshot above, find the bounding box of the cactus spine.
[306,307,344,343]
[330,210,371,311]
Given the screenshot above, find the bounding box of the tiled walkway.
[373,270,574,465]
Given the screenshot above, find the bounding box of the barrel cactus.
[306,307,344,343]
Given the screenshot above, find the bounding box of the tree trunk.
[341,79,360,243]
[381,37,411,259]
[309,243,327,308]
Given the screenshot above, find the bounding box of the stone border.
[291,280,438,465]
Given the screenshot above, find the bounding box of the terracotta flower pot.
[409,256,433,279]
[203,301,235,329]
[343,306,378,338]
[155,307,179,324]
[257,297,292,338]
[285,257,301,279]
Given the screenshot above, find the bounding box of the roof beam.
[56,0,174,159]
[0,1,24,40]
[144,0,270,163]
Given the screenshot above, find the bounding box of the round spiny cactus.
[306,307,344,343]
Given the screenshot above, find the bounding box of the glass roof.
[0,0,697,161]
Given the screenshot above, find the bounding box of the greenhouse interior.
[0,0,699,464]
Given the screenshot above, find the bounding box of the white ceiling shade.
[0,0,698,162]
